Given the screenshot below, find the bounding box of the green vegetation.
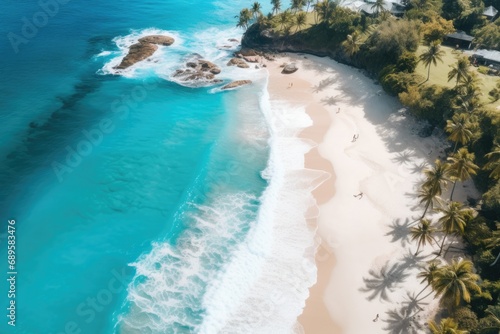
[237,1,500,332]
[414,45,499,105]
[420,42,446,81]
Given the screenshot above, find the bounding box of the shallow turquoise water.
[0,1,272,332]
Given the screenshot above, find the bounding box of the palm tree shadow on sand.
[312,77,336,93]
[359,263,410,301]
[320,96,339,106]
[401,291,429,314]
[409,161,429,174]
[391,150,415,165]
[385,218,412,247]
[383,307,424,334]
[398,250,427,271]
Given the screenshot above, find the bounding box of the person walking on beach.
[353,192,363,199]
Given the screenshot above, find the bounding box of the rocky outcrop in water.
[172,57,223,86]
[198,60,221,74]
[227,58,250,68]
[221,80,252,90]
[115,35,175,70]
[138,35,174,46]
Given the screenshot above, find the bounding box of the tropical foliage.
[419,42,445,82]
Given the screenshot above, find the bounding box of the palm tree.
[294,12,307,32]
[277,10,293,31]
[437,201,474,256]
[251,2,262,19]
[448,57,470,87]
[422,160,451,199]
[419,42,445,82]
[236,8,252,30]
[455,72,482,112]
[342,32,363,56]
[416,260,440,300]
[291,0,305,12]
[428,317,468,334]
[371,0,387,16]
[271,0,282,14]
[447,148,479,201]
[445,113,475,153]
[410,218,437,255]
[432,259,481,309]
[314,0,334,24]
[486,222,500,266]
[417,186,442,221]
[485,144,500,180]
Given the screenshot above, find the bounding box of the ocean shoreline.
[264,54,340,333]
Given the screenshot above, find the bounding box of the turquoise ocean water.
[0,1,319,333]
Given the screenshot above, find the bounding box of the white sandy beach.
[265,54,480,334]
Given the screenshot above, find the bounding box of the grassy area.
[415,45,500,108]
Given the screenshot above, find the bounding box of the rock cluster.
[227,58,250,68]
[221,80,252,90]
[115,35,174,70]
[137,35,175,46]
[173,57,223,85]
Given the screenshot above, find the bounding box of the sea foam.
[197,79,329,333]
[112,28,328,333]
[99,27,260,86]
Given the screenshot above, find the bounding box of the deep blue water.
[0,1,272,333]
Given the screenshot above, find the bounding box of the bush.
[361,19,420,72]
[474,18,500,50]
[483,180,500,217]
[381,71,424,95]
[455,8,486,33]
[475,249,498,278]
[452,307,479,333]
[441,0,467,20]
[420,16,455,45]
[399,84,454,125]
[396,51,418,73]
[464,216,493,251]
[327,7,360,45]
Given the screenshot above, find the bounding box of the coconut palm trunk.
[449,181,457,201]
[438,231,449,256]
[417,287,435,301]
[421,200,431,220]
